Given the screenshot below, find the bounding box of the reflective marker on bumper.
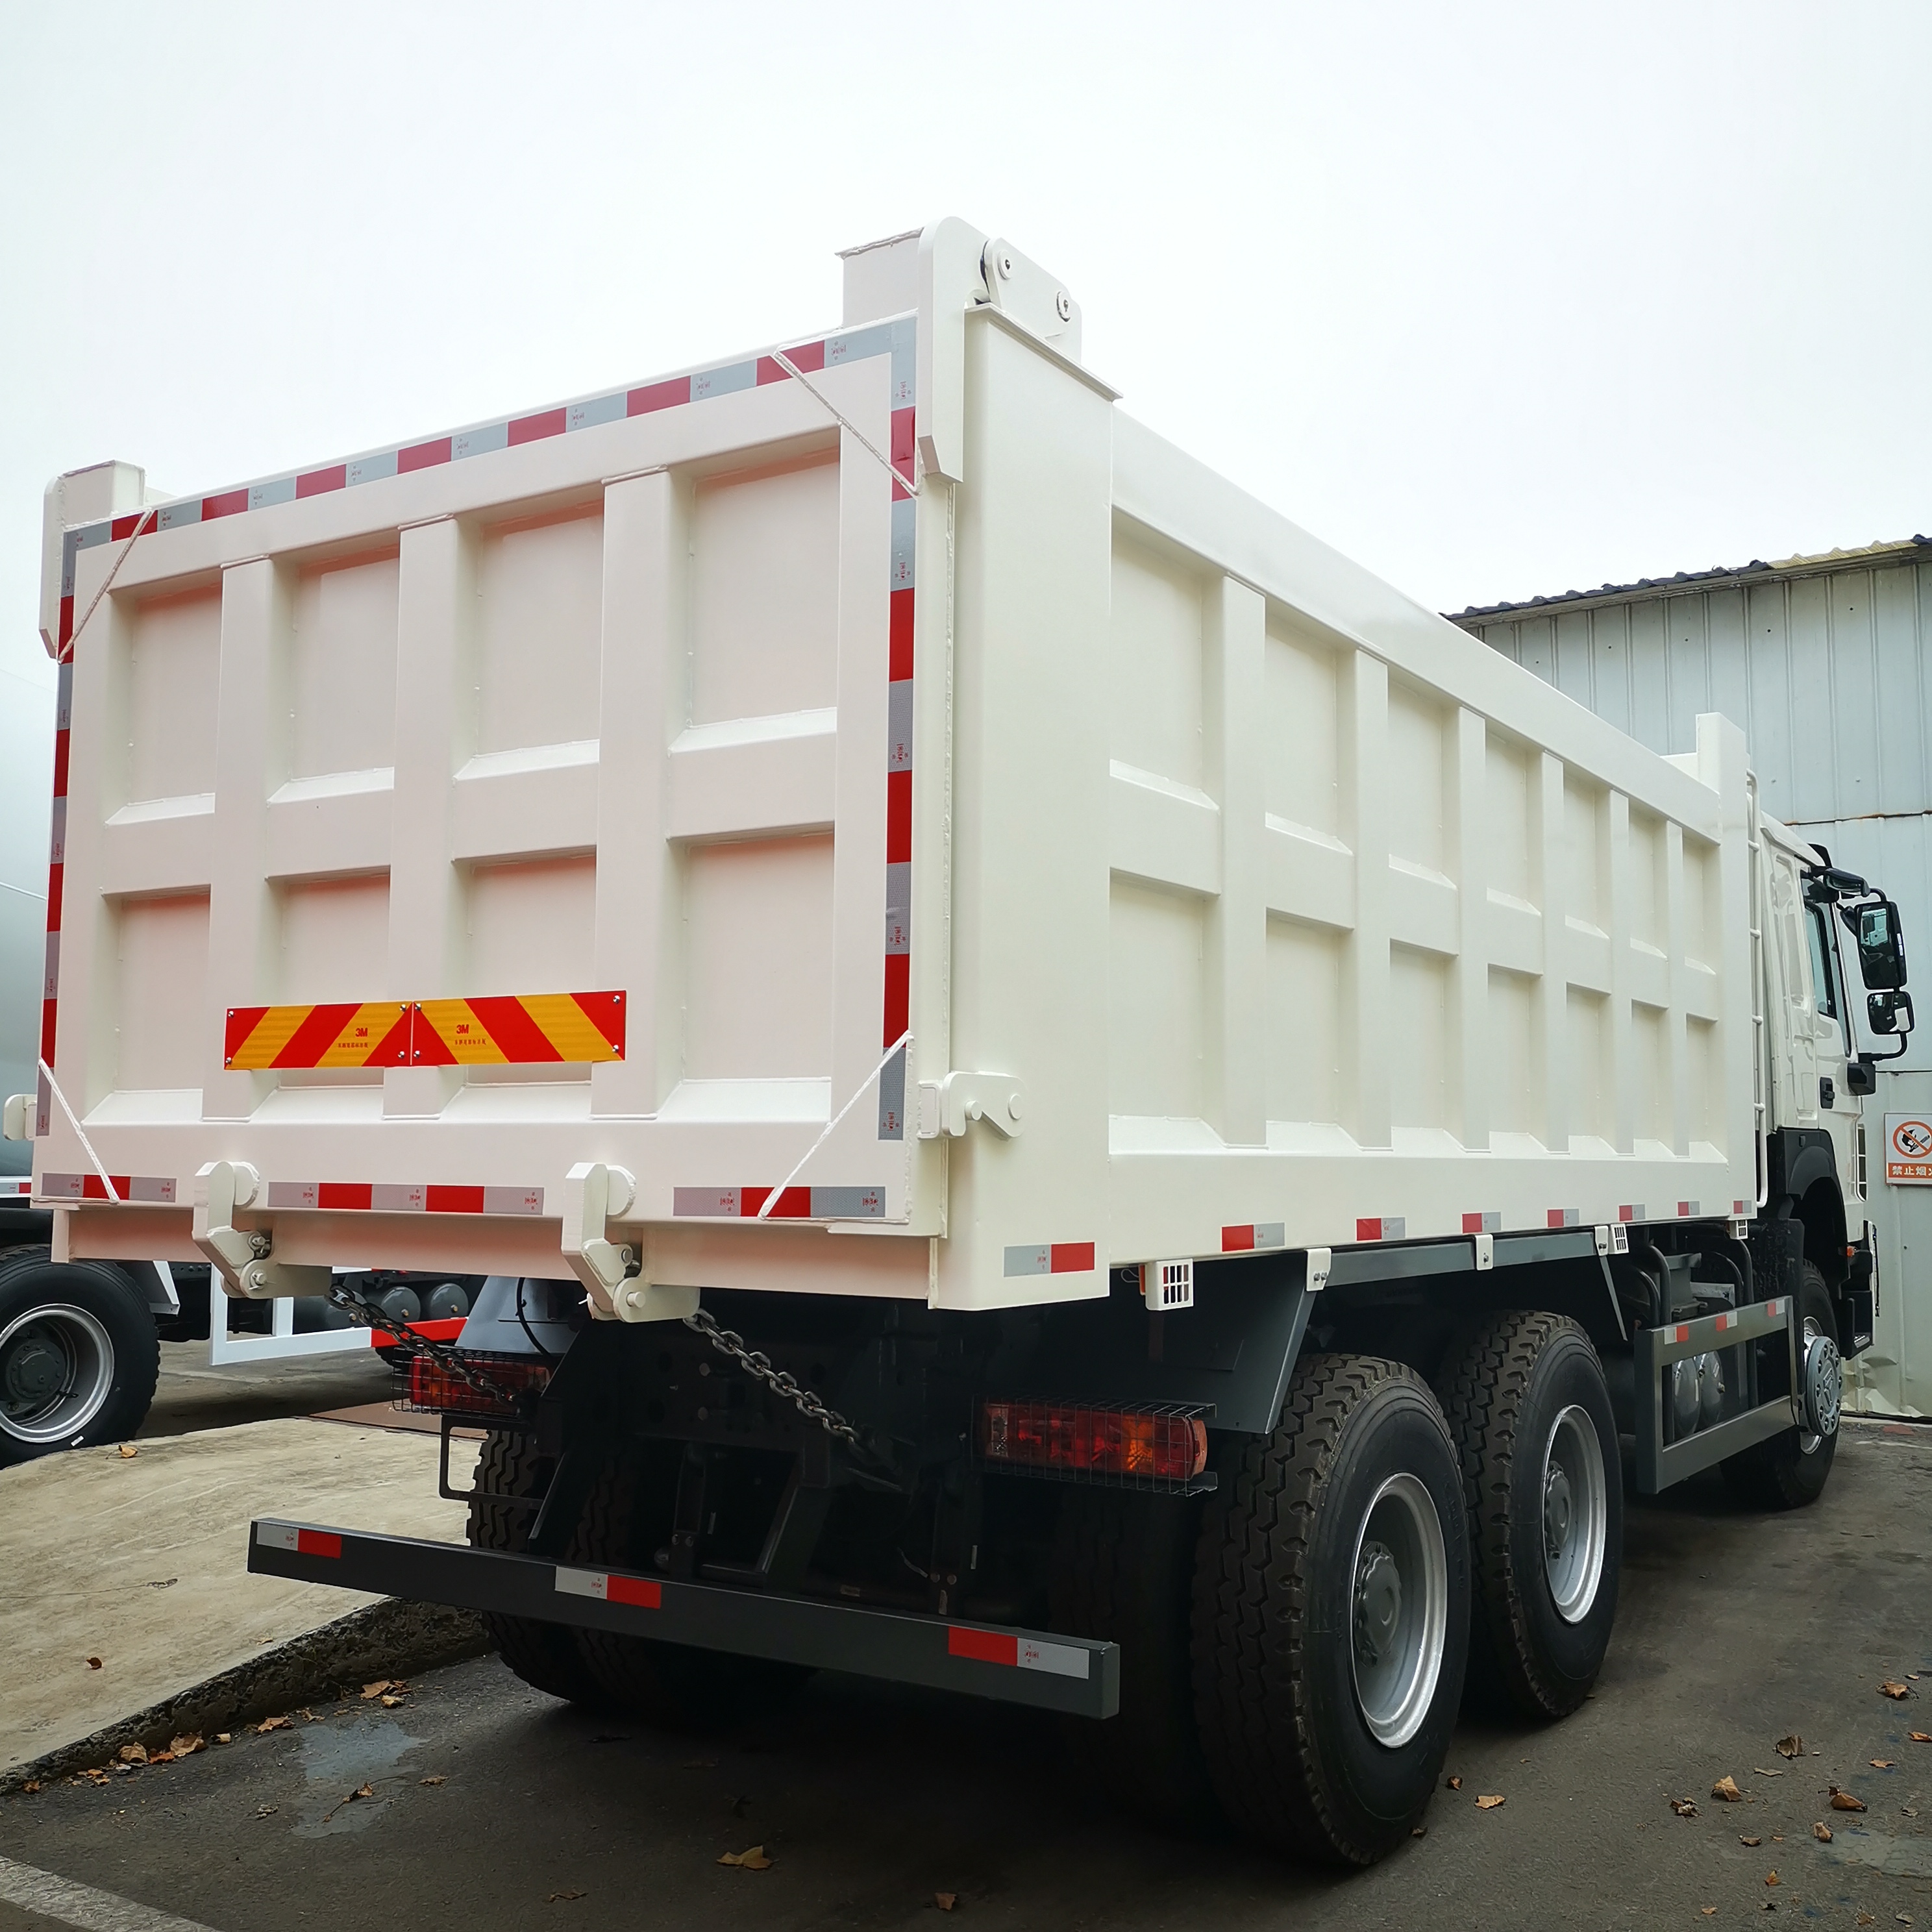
[554,1567,662,1610]
[254,1522,341,1559]
[947,1625,1089,1679]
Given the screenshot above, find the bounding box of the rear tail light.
[980,1399,1209,1487]
[402,1352,550,1421]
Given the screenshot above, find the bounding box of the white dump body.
[31,219,1757,1313]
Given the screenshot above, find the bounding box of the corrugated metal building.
[1454,536,1932,1416]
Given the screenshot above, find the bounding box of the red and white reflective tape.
[1618,1204,1644,1222]
[554,1567,662,1610]
[1677,1200,1702,1217]
[262,1182,543,1215]
[946,1625,1090,1680]
[1546,1208,1581,1230]
[0,1177,34,1198]
[1461,1211,1501,1235]
[1355,1217,1406,1242]
[1732,1198,1748,1215]
[1002,1242,1096,1278]
[256,1522,341,1559]
[672,1185,885,1221]
[40,1172,177,1204]
[1665,1296,1782,1346]
[1221,1222,1285,1252]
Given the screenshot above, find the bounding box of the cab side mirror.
[1868,989,1914,1036]
[1855,899,1907,991]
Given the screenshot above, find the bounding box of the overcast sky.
[3,0,1926,703]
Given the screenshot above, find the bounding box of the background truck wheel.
[1721,1263,1840,1511]
[0,1246,159,1466]
[1192,1354,1469,1866]
[1049,1486,1218,1827]
[1435,1311,1622,1719]
[573,1449,811,1731]
[466,1430,610,1705]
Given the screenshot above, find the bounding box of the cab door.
[1805,896,1864,1204]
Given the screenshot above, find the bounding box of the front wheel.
[1721,1262,1840,1510]
[0,1247,158,1465]
[1193,1354,1470,1866]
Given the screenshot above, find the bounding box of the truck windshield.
[1806,904,1840,1022]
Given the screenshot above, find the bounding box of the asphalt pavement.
[3,1420,1931,1932]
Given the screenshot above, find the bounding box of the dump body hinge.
[192,1159,330,1299]
[917,1072,1024,1140]
[561,1161,696,1323]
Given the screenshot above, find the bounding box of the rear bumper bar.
[247,1519,1119,1719]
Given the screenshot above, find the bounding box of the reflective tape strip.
[1619,1204,1644,1222]
[412,993,625,1067]
[39,1172,177,1204]
[554,1567,662,1610]
[1678,1200,1701,1217]
[1461,1211,1501,1234]
[1355,1217,1406,1243]
[946,1626,1089,1679]
[225,1002,413,1070]
[1002,1243,1096,1278]
[671,1186,886,1220]
[255,1523,341,1559]
[260,1182,543,1215]
[1547,1208,1580,1229]
[0,1179,29,1198]
[1222,1223,1285,1252]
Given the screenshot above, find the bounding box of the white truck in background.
[19,219,1906,1865]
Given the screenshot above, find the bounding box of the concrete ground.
[1,1345,475,1774]
[3,1421,1929,1932]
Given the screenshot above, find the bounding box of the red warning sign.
[1885,1114,1932,1185]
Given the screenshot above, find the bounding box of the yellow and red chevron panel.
[410,993,625,1066]
[225,1002,414,1071]
[223,993,625,1071]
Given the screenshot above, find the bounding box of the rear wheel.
[466,1430,608,1705]
[1193,1354,1469,1866]
[1436,1311,1622,1718]
[0,1248,158,1466]
[1721,1263,1840,1510]
[573,1449,811,1730]
[1050,1486,1217,1826]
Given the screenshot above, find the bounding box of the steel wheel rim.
[1799,1315,1841,1454]
[1542,1404,1607,1623]
[1349,1470,1448,1748]
[0,1302,115,1445]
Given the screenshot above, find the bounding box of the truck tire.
[1192,1354,1469,1866]
[1720,1263,1840,1511]
[573,1449,811,1731]
[1435,1312,1622,1720]
[465,1430,608,1705]
[1049,1487,1217,1827]
[0,1247,159,1467]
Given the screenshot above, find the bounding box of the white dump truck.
[20,221,1905,1864]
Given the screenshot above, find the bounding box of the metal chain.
[326,1278,528,1413]
[682,1306,862,1446]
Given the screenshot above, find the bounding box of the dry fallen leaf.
[1859,1914,1877,1927]
[215,1733,231,1745]
[545,1891,586,1903]
[148,1751,175,1766]
[1476,1794,1505,1811]
[1776,1734,1803,1758]
[380,1696,405,1709]
[22,1781,40,1795]
[1713,1775,1743,1802]
[1446,1776,1462,1791]
[1703,1911,1717,1918]
[86,1657,103,1670]
[935,1894,959,1913]
[118,1745,147,1765]
[1411,1825,1427,1837]
[353,1783,373,1799]
[1753,1766,1785,1777]
[1881,1681,1911,1700]
[256,1716,290,1733]
[1830,1786,1868,1812]
[717,1846,774,1870]
[1814,1822,1833,1842]
[254,1804,277,1819]
[1740,1835,1762,1846]
[361,1681,392,1700]
[118,1444,137,1459]
[1672,1798,1700,1818]
[1872,1759,1896,1769]
[170,1735,204,1758]
[1912,1733,1932,1744]
[1766,1870,1781,1887]
[419,1776,447,1787]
